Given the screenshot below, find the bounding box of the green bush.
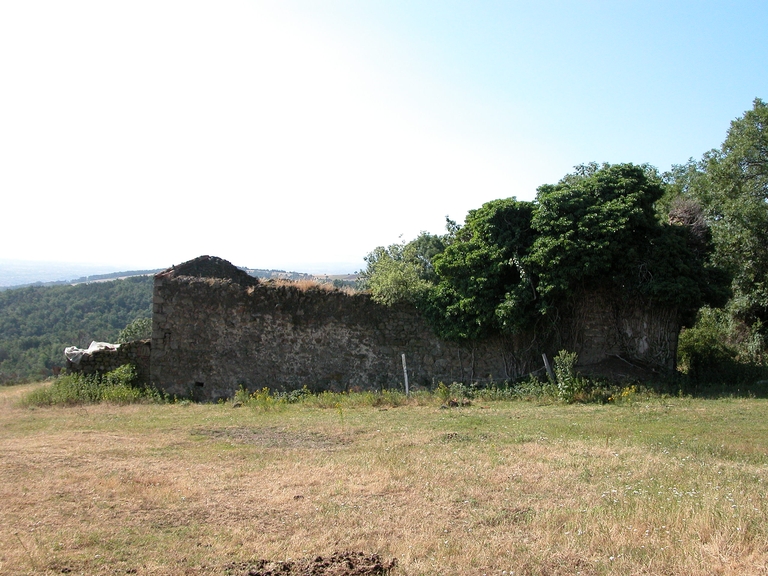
[677,308,735,383]
[117,317,152,343]
[553,349,587,402]
[21,364,163,407]
[278,386,312,404]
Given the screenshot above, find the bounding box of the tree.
[426,198,536,340]
[528,163,728,322]
[359,232,445,306]
[702,98,768,328]
[663,99,768,362]
[117,317,152,343]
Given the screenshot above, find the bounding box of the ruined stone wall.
[150,274,539,401]
[148,256,681,401]
[564,290,680,371]
[66,340,151,383]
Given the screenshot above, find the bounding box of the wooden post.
[402,353,409,396]
[542,353,556,383]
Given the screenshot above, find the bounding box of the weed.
[277,386,312,404]
[553,349,587,402]
[19,365,164,407]
[435,382,451,404]
[235,387,286,411]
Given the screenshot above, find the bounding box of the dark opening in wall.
[195,381,205,387]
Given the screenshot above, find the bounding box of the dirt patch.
[226,551,397,576]
[193,426,349,450]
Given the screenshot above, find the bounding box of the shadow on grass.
[643,361,768,399]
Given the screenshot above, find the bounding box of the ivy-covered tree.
[528,163,729,322]
[362,163,729,344]
[426,199,536,340]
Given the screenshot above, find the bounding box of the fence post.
[402,353,409,396]
[542,353,556,383]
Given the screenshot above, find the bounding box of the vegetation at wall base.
[20,364,166,407]
[223,364,768,412]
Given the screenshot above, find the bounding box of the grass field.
[1,383,767,575]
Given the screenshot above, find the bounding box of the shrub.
[277,386,312,404]
[20,364,163,407]
[117,317,152,343]
[677,308,735,383]
[553,349,587,402]
[234,386,286,411]
[511,375,557,401]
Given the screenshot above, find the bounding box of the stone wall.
[66,339,151,383]
[564,290,680,371]
[149,259,537,400]
[149,256,680,401]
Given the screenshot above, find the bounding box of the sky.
[1,1,767,275]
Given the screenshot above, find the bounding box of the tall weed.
[235,386,286,411]
[553,349,587,402]
[20,364,164,407]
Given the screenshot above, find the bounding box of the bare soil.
[226,551,396,576]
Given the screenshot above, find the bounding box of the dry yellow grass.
[262,278,356,293]
[1,385,767,575]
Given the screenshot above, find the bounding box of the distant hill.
[0,276,154,383]
[0,269,163,291]
[242,268,314,281]
[0,259,134,288]
[0,260,358,290]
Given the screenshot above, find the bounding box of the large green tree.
[362,163,728,344]
[528,163,728,320]
[702,98,768,327]
[661,99,768,364]
[359,232,445,306]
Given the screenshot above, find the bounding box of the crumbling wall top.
[156,255,258,287]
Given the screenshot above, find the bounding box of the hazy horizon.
[0,257,362,288]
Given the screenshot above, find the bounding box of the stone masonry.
[148,256,680,401]
[66,339,151,383]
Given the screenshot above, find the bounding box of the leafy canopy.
[662,98,768,363]
[362,163,729,342]
[528,163,728,318]
[704,98,768,326]
[359,232,445,306]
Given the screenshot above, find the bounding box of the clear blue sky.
[1,1,766,273]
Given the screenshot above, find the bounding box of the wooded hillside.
[0,276,153,383]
